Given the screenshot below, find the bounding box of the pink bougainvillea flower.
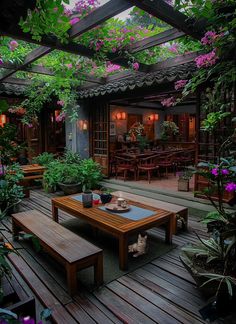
[9,40,19,51]
[130,36,135,42]
[70,17,80,25]
[168,43,179,53]
[221,169,229,175]
[65,63,73,69]
[56,112,66,122]
[57,100,65,106]
[225,182,236,192]
[132,62,139,71]
[95,40,104,51]
[201,31,222,45]
[106,63,121,73]
[161,97,176,107]
[27,124,33,128]
[195,50,218,68]
[0,58,3,65]
[174,79,188,90]
[111,47,117,53]
[211,168,218,176]
[53,7,58,12]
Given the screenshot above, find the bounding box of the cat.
[128,233,147,257]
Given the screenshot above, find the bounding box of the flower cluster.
[168,43,179,54]
[106,63,121,73]
[225,182,236,192]
[128,122,144,136]
[201,31,222,46]
[9,40,18,51]
[57,100,64,106]
[161,96,176,107]
[8,107,26,115]
[132,62,139,71]
[195,50,218,68]
[56,112,66,122]
[174,79,188,90]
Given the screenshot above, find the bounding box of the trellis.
[0,0,206,88]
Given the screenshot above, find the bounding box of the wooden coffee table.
[51,195,174,270]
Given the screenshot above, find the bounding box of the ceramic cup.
[117,197,125,206]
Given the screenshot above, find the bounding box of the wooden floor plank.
[94,287,156,324]
[117,276,204,324]
[8,253,77,324]
[2,189,212,323]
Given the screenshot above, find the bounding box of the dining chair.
[156,153,176,177]
[114,156,137,181]
[137,154,160,183]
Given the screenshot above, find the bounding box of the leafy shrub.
[62,149,81,164]
[32,152,55,166]
[80,158,103,190]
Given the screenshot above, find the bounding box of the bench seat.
[113,191,188,234]
[12,210,103,296]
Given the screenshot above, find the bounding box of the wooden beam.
[125,0,206,40]
[2,77,31,86]
[129,28,185,53]
[0,46,51,82]
[1,62,106,85]
[69,0,132,38]
[147,51,199,72]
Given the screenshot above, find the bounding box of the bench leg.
[66,263,77,296]
[94,253,103,286]
[119,234,128,270]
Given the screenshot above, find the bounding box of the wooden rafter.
[0,47,51,82]
[1,62,106,85]
[125,0,206,40]
[69,0,132,39]
[129,28,185,53]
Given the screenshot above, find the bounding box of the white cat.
[128,234,147,257]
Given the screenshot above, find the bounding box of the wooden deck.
[2,189,212,324]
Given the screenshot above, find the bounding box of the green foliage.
[0,124,23,165]
[160,121,179,140]
[79,158,103,191]
[0,164,24,210]
[19,76,79,124]
[32,152,55,166]
[62,149,81,164]
[201,111,231,133]
[0,100,8,114]
[19,0,71,43]
[43,157,103,192]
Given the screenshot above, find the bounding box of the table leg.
[165,214,173,244]
[119,234,128,270]
[52,202,59,222]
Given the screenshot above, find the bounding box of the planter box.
[178,179,189,192]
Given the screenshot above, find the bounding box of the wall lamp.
[116,112,126,120]
[148,113,159,121]
[0,114,6,127]
[78,119,88,131]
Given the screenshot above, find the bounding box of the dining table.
[51,194,174,270]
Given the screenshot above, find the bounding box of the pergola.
[0,0,206,89]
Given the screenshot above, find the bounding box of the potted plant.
[100,187,112,204]
[179,135,236,315]
[160,121,179,141]
[57,164,83,195]
[177,168,193,192]
[32,152,55,166]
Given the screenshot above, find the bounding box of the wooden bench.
[113,191,188,234]
[12,210,103,296]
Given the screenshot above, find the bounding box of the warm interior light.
[116,112,126,120]
[82,120,88,130]
[148,113,159,122]
[154,113,159,121]
[78,119,88,131]
[0,114,6,127]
